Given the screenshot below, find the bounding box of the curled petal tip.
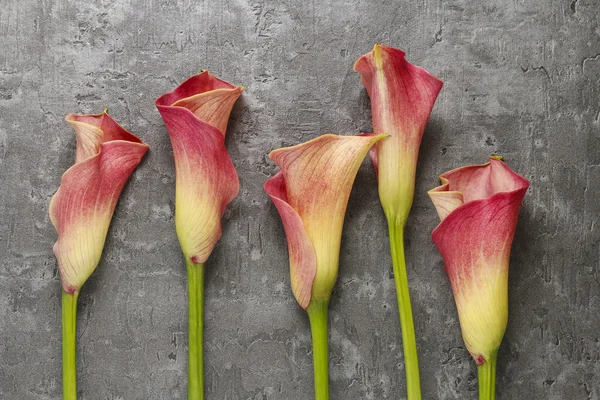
[157,71,243,136]
[429,158,530,223]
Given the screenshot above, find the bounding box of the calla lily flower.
[49,111,148,400]
[428,157,529,400]
[156,71,243,400]
[265,133,386,400]
[354,44,443,398]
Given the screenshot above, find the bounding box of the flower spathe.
[354,44,443,221]
[156,71,243,399]
[264,133,386,309]
[49,111,149,294]
[429,157,529,364]
[156,71,243,264]
[355,44,443,399]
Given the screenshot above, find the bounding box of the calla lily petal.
[156,72,243,399]
[354,44,443,219]
[264,172,317,309]
[355,44,443,399]
[429,158,529,364]
[49,111,148,294]
[265,133,385,399]
[156,71,243,264]
[265,133,386,306]
[156,71,244,136]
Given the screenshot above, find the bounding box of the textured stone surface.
[1,0,599,399]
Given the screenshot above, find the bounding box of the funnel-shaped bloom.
[429,157,529,363]
[50,111,148,400]
[156,71,243,400]
[49,111,149,293]
[354,44,443,399]
[354,44,443,221]
[265,133,385,399]
[265,134,386,308]
[156,71,243,264]
[429,158,529,399]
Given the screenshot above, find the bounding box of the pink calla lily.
[50,111,149,293]
[354,44,443,220]
[354,44,443,398]
[429,157,529,400]
[50,111,148,400]
[156,71,243,399]
[156,71,243,264]
[265,133,386,399]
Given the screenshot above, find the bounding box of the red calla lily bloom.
[50,111,148,400]
[50,111,148,292]
[156,71,243,264]
[354,44,443,399]
[156,71,243,399]
[429,157,529,400]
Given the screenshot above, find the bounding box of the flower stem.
[388,220,421,399]
[186,260,205,400]
[477,351,498,400]
[62,290,78,400]
[307,299,330,400]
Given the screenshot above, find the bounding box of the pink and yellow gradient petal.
[156,71,243,400]
[354,44,443,399]
[429,158,529,364]
[266,133,387,304]
[156,71,243,264]
[354,44,443,220]
[265,133,386,399]
[49,111,148,293]
[157,71,244,136]
[264,172,317,309]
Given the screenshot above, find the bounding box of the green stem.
[477,351,498,400]
[186,260,205,400]
[62,290,78,400]
[307,300,329,400]
[388,220,421,399]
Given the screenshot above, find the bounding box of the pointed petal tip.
[359,132,389,139]
[372,43,406,57]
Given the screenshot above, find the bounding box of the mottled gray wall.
[0,0,599,399]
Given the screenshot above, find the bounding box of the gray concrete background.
[0,0,599,399]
